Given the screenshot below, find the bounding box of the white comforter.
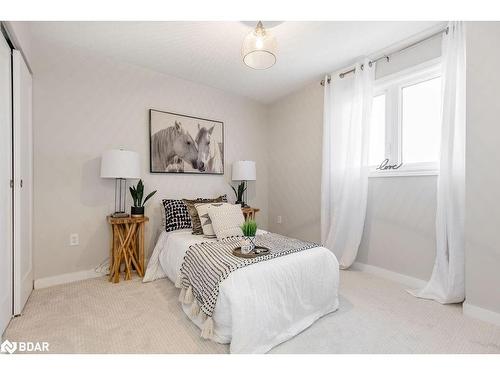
[144,229,340,353]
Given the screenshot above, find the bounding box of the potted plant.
[240,219,257,254]
[231,181,246,207]
[129,179,157,217]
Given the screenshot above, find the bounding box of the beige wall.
[357,176,436,280]
[267,83,437,280]
[31,25,446,284]
[27,22,500,316]
[267,36,441,281]
[465,21,500,314]
[3,22,33,69]
[267,82,324,243]
[32,42,269,279]
[358,37,440,280]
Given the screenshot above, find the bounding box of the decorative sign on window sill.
[376,159,403,171]
[369,159,439,178]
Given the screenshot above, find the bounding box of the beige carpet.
[4,270,500,354]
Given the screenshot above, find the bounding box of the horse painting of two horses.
[149,109,224,174]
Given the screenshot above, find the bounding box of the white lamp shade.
[100,149,141,179]
[232,160,256,181]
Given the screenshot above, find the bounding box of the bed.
[144,229,340,354]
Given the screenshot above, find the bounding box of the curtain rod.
[320,26,449,86]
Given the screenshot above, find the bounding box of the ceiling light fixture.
[242,21,277,70]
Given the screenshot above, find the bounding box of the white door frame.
[0,30,13,336]
[13,49,33,315]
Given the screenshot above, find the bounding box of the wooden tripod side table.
[107,215,149,283]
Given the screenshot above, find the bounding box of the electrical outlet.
[69,233,79,246]
[277,216,282,224]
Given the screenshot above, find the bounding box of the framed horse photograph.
[149,109,224,174]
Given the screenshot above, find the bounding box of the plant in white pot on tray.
[240,219,257,254]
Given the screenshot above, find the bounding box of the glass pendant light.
[242,21,277,70]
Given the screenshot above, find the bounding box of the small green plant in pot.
[240,219,257,254]
[129,179,157,217]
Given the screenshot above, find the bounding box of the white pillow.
[195,202,225,238]
[207,203,245,240]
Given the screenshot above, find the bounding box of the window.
[369,61,442,176]
[401,77,442,164]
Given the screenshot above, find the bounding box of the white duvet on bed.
[144,229,339,354]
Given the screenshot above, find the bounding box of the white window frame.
[369,58,442,178]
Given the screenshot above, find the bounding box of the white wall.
[31,41,269,280]
[465,21,500,315]
[268,36,441,281]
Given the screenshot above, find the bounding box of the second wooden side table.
[241,207,260,221]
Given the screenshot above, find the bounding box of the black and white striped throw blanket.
[175,232,318,339]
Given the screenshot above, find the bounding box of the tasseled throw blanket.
[175,232,318,339]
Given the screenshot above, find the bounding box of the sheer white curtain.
[321,58,374,269]
[410,22,466,303]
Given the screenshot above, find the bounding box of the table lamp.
[100,149,140,217]
[232,160,256,207]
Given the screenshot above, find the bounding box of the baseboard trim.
[34,269,106,289]
[463,301,500,327]
[351,262,427,289]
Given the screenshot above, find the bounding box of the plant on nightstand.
[240,219,257,254]
[129,179,157,217]
[231,181,246,207]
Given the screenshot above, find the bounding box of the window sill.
[369,169,439,178]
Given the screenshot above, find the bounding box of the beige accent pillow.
[184,195,226,235]
[160,201,167,229]
[195,202,226,238]
[207,203,245,240]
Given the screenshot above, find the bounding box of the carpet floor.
[4,270,500,354]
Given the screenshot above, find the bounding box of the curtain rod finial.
[320,75,331,86]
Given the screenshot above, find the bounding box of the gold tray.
[232,246,270,258]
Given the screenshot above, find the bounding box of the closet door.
[0,33,13,334]
[13,50,33,315]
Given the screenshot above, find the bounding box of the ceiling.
[29,21,442,104]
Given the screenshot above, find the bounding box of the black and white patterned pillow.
[162,199,192,232]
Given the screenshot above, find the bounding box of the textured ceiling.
[29,21,442,103]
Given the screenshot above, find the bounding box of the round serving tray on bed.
[232,246,270,258]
